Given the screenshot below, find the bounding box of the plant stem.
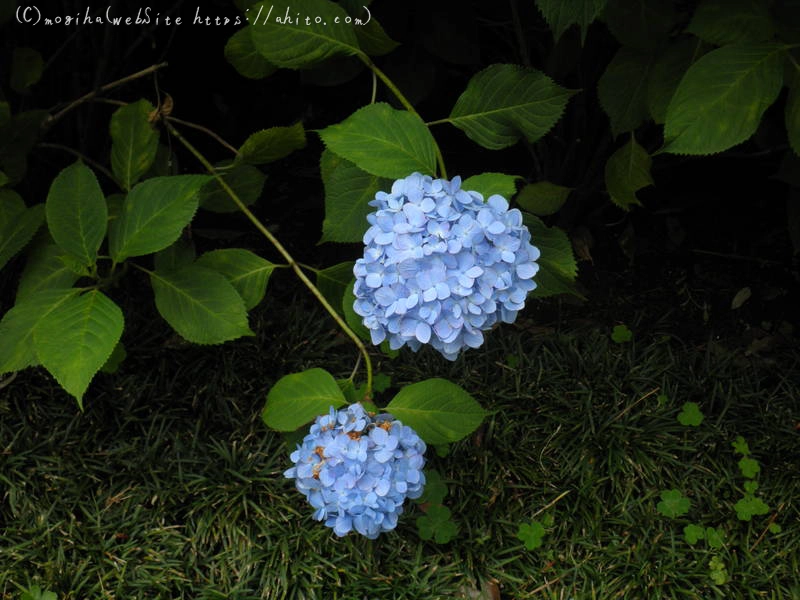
[166,116,239,156]
[37,143,116,183]
[164,120,374,398]
[356,53,448,179]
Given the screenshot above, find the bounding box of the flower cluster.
[284,403,426,539]
[353,173,540,361]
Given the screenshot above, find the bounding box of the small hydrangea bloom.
[353,173,540,360]
[284,403,426,539]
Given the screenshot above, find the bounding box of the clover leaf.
[677,402,704,426]
[516,520,546,550]
[417,504,458,544]
[709,555,729,585]
[611,324,633,343]
[769,523,782,534]
[705,527,724,550]
[656,489,691,518]
[731,436,750,456]
[738,457,760,479]
[734,495,769,521]
[683,523,705,545]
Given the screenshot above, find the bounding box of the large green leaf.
[16,242,81,302]
[688,0,775,46]
[516,181,572,216]
[45,162,107,266]
[237,122,306,165]
[523,214,582,299]
[249,0,360,69]
[109,175,210,262]
[534,0,606,43]
[385,379,487,445]
[195,248,275,310]
[319,150,389,243]
[149,264,253,344]
[448,64,575,150]
[0,288,81,374]
[603,0,677,51]
[605,136,653,210]
[598,48,656,137]
[198,163,266,213]
[318,103,438,178]
[153,238,195,272]
[224,26,277,79]
[316,261,355,317]
[647,38,703,124]
[462,173,520,200]
[0,204,45,271]
[109,100,159,191]
[33,290,124,406]
[262,367,346,431]
[10,47,44,93]
[662,44,784,155]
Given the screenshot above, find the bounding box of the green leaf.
[662,44,784,155]
[100,340,126,374]
[732,435,751,456]
[516,181,571,216]
[316,260,355,316]
[373,372,391,393]
[648,38,703,124]
[734,494,769,521]
[656,489,691,518]
[448,64,575,150]
[683,523,706,544]
[769,522,782,534]
[353,17,399,56]
[45,162,107,266]
[598,48,656,137]
[605,136,653,210]
[109,175,210,262]
[318,103,438,178]
[0,204,45,271]
[416,504,458,544]
[262,367,346,431]
[787,72,800,157]
[604,0,677,51]
[385,378,487,445]
[462,172,520,200]
[109,100,159,191]
[522,214,582,299]
[33,290,124,406]
[0,288,81,374]
[16,242,81,302]
[688,0,775,46]
[705,527,725,549]
[10,47,44,93]
[319,150,390,243]
[534,0,607,43]
[237,122,306,165]
[20,586,57,600]
[708,555,729,585]
[677,401,704,426]
[342,281,371,342]
[198,163,266,213]
[744,479,759,494]
[225,26,277,79]
[195,248,275,310]
[249,0,360,69]
[149,265,253,344]
[611,324,633,343]
[516,521,546,550]
[415,469,447,505]
[738,456,760,478]
[153,238,195,272]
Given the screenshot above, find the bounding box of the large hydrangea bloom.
[353,173,540,360]
[284,403,426,539]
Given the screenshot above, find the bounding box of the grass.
[1,292,798,599]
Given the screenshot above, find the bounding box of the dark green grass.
[1,295,798,599]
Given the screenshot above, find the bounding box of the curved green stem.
[356,52,448,180]
[164,121,373,398]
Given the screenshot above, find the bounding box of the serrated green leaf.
[738,456,761,478]
[462,172,520,200]
[688,0,775,46]
[732,435,751,456]
[416,504,458,544]
[0,203,45,271]
[16,242,81,302]
[33,290,124,405]
[0,288,81,374]
[337,0,399,56]
[198,163,266,213]
[677,401,704,426]
[249,0,360,69]
[318,103,438,178]
[517,521,546,550]
[683,523,706,544]
[109,175,210,262]
[10,47,44,93]
[319,150,390,243]
[149,265,253,344]
[262,368,346,431]
[516,181,571,216]
[662,44,784,155]
[225,26,277,79]
[153,237,195,272]
[648,38,704,124]
[386,379,487,445]
[195,248,275,310]
[45,162,107,266]
[535,0,606,43]
[522,213,582,299]
[734,494,769,521]
[605,136,653,210]
[611,323,633,343]
[109,100,159,191]
[416,469,447,505]
[448,64,575,150]
[705,527,725,549]
[316,260,355,316]
[598,48,656,137]
[656,488,691,518]
[237,122,306,165]
[604,0,677,51]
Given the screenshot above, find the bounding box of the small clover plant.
[611,324,633,344]
[516,521,547,551]
[416,504,458,544]
[656,489,691,518]
[677,402,704,427]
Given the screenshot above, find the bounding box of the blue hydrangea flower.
[353,173,540,360]
[284,403,426,539]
